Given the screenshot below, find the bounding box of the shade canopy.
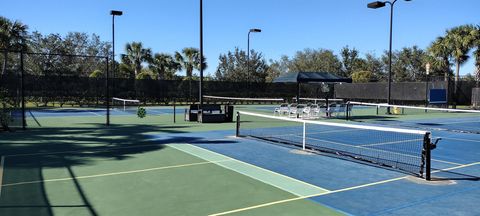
[273,72,351,83]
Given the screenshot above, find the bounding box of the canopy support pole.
[296,83,300,103]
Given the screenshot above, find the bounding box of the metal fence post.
[20,51,26,130]
[236,112,240,137]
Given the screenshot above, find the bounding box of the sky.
[1,0,479,77]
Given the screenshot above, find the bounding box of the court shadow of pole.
[62,156,98,216]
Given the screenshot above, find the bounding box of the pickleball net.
[203,95,284,104]
[112,97,140,114]
[345,101,480,134]
[236,111,435,180]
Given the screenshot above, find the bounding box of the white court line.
[2,159,231,187]
[169,144,330,197]
[431,161,480,174]
[0,156,4,198]
[88,111,103,117]
[209,161,480,216]
[439,137,480,143]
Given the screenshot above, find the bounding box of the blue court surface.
[149,128,480,216]
[21,107,178,118]
[20,105,281,118]
[348,105,480,134]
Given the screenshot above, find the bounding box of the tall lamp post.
[368,0,411,113]
[199,0,204,106]
[247,28,261,91]
[110,10,122,97]
[425,62,430,109]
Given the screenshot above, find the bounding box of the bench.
[198,105,225,123]
[185,104,235,123]
[184,105,199,121]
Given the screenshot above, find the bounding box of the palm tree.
[174,47,207,80]
[0,16,28,75]
[475,48,480,84]
[121,42,152,78]
[427,36,453,81]
[474,27,480,86]
[444,25,477,85]
[174,48,207,99]
[149,53,181,80]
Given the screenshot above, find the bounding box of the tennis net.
[293,97,344,105]
[236,111,434,180]
[112,97,140,113]
[346,101,480,134]
[204,95,284,104]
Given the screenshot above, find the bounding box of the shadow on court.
[431,170,480,181]
[0,123,209,216]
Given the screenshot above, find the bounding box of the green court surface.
[0,106,342,216]
[2,104,479,216]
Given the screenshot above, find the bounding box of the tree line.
[1,16,479,83]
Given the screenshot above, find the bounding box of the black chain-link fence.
[2,50,478,131]
[334,78,477,106]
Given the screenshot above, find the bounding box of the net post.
[376,105,379,115]
[173,98,176,123]
[302,122,306,150]
[236,112,240,137]
[184,108,187,121]
[424,132,432,181]
[345,103,350,121]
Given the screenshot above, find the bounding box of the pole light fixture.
[367,0,411,113]
[110,10,123,16]
[108,10,122,126]
[247,28,262,93]
[367,1,386,9]
[425,62,431,108]
[199,0,204,106]
[110,9,123,87]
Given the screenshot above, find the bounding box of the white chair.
[329,104,350,117]
[274,103,290,115]
[302,106,311,118]
[290,104,307,118]
[288,103,297,117]
[309,104,321,118]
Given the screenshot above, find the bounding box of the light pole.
[199,0,204,106]
[110,10,122,97]
[247,28,261,90]
[425,62,430,110]
[368,0,411,113]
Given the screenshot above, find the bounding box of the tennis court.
[1,104,479,216]
[346,101,480,134]
[2,1,479,215]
